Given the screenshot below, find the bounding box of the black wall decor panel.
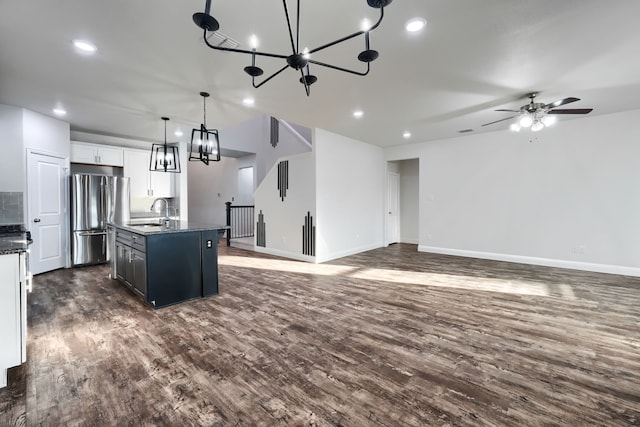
[256,210,266,247]
[302,211,316,256]
[270,117,279,148]
[277,160,289,201]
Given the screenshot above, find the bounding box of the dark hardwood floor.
[1,243,639,426]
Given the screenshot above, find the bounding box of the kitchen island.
[108,221,228,308]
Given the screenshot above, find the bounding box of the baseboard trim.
[253,246,316,263]
[315,243,384,264]
[418,245,640,277]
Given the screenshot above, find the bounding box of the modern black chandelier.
[149,117,181,173]
[193,0,393,96]
[189,91,221,165]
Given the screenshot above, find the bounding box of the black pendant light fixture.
[193,0,393,96]
[189,91,221,165]
[149,117,181,173]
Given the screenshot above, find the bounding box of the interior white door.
[387,172,400,245]
[237,166,254,205]
[27,151,67,275]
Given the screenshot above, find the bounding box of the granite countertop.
[109,220,229,236]
[0,233,30,254]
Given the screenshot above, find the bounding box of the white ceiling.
[1,0,640,148]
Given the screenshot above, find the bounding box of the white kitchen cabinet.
[71,141,124,167]
[0,253,26,389]
[123,148,175,198]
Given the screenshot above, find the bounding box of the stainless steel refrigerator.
[70,174,130,266]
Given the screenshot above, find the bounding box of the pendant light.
[149,117,181,173]
[189,91,220,165]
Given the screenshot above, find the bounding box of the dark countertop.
[109,221,229,236]
[0,233,30,254]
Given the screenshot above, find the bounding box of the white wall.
[188,156,238,225]
[220,115,311,188]
[399,159,419,244]
[0,105,24,191]
[22,109,70,157]
[254,152,316,261]
[385,109,640,276]
[315,129,385,262]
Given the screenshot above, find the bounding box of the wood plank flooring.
[1,243,640,426]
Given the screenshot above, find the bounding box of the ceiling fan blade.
[547,108,593,115]
[494,109,520,112]
[481,115,518,127]
[543,97,579,109]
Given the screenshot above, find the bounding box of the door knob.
[33,218,41,223]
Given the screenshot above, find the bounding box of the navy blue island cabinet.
[111,221,228,308]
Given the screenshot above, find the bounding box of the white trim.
[254,243,384,264]
[315,243,383,264]
[253,246,316,263]
[418,245,640,278]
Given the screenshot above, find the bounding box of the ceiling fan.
[482,93,593,132]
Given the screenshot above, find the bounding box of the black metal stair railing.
[225,202,255,246]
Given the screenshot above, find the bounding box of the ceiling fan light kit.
[193,0,393,96]
[483,93,593,133]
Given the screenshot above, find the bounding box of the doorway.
[27,151,67,274]
[386,159,419,246]
[237,166,254,205]
[387,172,400,245]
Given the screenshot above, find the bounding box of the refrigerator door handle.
[78,231,108,236]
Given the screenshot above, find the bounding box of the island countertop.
[109,220,229,236]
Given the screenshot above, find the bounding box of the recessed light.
[405,17,427,33]
[52,108,67,117]
[353,110,364,118]
[402,131,411,139]
[174,130,183,137]
[242,97,255,106]
[72,39,97,54]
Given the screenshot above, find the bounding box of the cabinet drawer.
[116,230,132,245]
[130,233,146,252]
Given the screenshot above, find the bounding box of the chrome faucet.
[150,198,176,221]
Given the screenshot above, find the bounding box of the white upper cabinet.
[71,141,124,167]
[123,148,175,198]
